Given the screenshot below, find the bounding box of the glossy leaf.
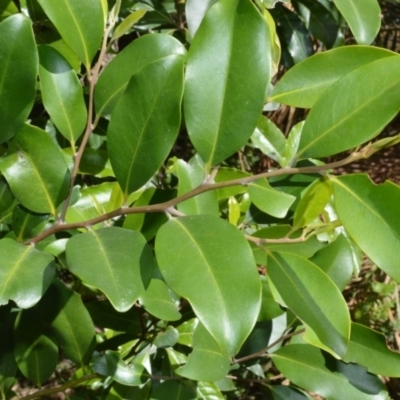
[297,56,400,159]
[176,322,231,381]
[344,323,400,377]
[0,14,38,143]
[155,215,261,356]
[66,227,154,312]
[185,0,218,37]
[268,385,310,400]
[332,0,380,44]
[331,174,400,282]
[268,252,350,357]
[35,280,96,366]
[184,0,270,166]
[271,46,396,108]
[311,234,354,291]
[293,177,332,229]
[38,45,87,143]
[0,124,70,215]
[37,0,104,68]
[108,55,184,196]
[175,156,219,216]
[0,0,18,21]
[0,239,55,309]
[95,34,186,118]
[12,206,48,243]
[197,382,225,400]
[272,344,387,400]
[14,309,58,386]
[249,178,296,218]
[139,279,181,322]
[111,10,147,42]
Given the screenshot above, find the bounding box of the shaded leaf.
[0,124,70,215]
[176,323,231,381]
[0,310,17,394]
[35,280,96,366]
[108,55,184,196]
[37,0,104,67]
[0,239,55,309]
[331,174,400,282]
[38,45,87,143]
[0,14,38,143]
[139,279,181,322]
[271,344,387,400]
[271,46,396,108]
[184,0,270,166]
[268,252,350,357]
[332,0,381,44]
[297,56,400,159]
[12,206,49,243]
[155,215,261,356]
[66,227,154,312]
[344,323,400,377]
[150,380,197,400]
[111,10,147,42]
[95,34,186,118]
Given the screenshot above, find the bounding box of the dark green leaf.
[95,34,186,118]
[37,0,104,68]
[155,215,261,356]
[66,227,154,312]
[0,239,55,309]
[0,124,70,215]
[150,380,197,400]
[268,252,350,357]
[38,45,87,143]
[108,55,184,196]
[12,206,48,243]
[0,14,38,143]
[0,311,17,394]
[184,0,271,166]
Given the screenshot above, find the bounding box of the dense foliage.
[1,0,400,398]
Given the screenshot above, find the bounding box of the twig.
[245,234,307,245]
[232,328,306,364]
[26,148,374,245]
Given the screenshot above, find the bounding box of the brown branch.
[26,150,371,245]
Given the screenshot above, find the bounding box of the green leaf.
[197,381,225,400]
[12,205,49,243]
[155,215,261,356]
[271,46,396,108]
[296,56,400,159]
[332,0,380,44]
[267,385,310,400]
[139,279,181,322]
[95,34,186,118]
[0,239,55,309]
[310,234,354,291]
[268,252,350,357]
[37,0,104,68]
[175,156,219,216]
[35,280,96,366]
[66,227,154,312]
[0,14,38,143]
[93,351,147,387]
[293,177,332,229]
[344,323,400,377]
[108,55,184,196]
[0,0,19,21]
[38,45,87,143]
[177,322,231,381]
[111,10,147,42]
[271,344,387,400]
[150,380,197,400]
[184,0,271,166]
[185,0,218,37]
[331,174,400,282]
[249,179,296,218]
[251,116,286,166]
[0,124,70,215]
[0,178,14,212]
[258,276,285,321]
[14,309,58,386]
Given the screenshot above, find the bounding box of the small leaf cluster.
[0,0,399,399]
